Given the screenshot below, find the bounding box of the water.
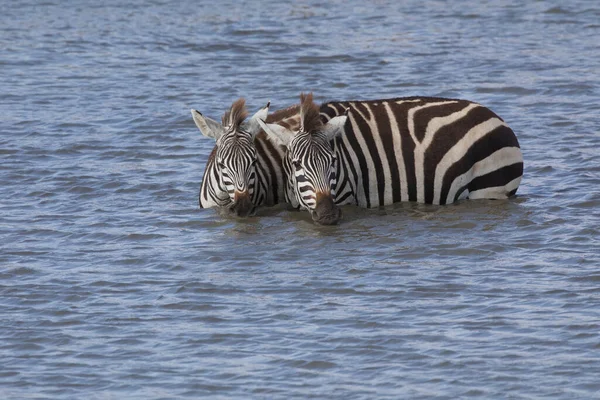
[1,0,599,398]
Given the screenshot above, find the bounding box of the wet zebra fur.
[259,93,523,224]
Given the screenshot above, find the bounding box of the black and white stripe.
[284,131,339,211]
[321,97,523,207]
[194,101,302,215]
[260,95,523,223]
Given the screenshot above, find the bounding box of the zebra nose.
[312,191,340,225]
[233,190,252,217]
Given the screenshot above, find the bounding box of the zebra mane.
[221,98,249,130]
[266,104,300,124]
[299,92,323,134]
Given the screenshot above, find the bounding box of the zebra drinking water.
[191,99,301,216]
[258,93,524,225]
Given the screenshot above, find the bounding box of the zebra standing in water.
[191,98,302,216]
[258,93,523,225]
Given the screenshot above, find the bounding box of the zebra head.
[191,98,269,217]
[258,93,347,225]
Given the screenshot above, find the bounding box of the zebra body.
[259,95,523,224]
[321,97,523,207]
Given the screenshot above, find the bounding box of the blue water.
[1,1,600,398]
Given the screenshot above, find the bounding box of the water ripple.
[2,0,600,399]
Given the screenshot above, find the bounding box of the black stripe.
[390,101,417,202]
[200,147,218,207]
[424,106,502,204]
[336,135,358,203]
[295,174,308,183]
[255,134,280,204]
[334,154,347,195]
[352,102,387,207]
[362,103,388,206]
[323,102,361,205]
[468,162,523,194]
[336,191,353,204]
[374,101,402,204]
[320,104,339,120]
[439,125,520,204]
[453,186,469,203]
[343,107,373,206]
[412,101,468,143]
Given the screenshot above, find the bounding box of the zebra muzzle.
[312,192,341,225]
[232,190,253,217]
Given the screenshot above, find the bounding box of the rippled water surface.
[2,1,600,398]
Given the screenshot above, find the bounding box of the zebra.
[258,93,524,225]
[191,98,301,216]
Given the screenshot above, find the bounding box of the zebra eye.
[217,161,226,170]
[292,160,302,170]
[251,159,257,166]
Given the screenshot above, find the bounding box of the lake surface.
[1,1,599,398]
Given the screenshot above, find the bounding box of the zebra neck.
[332,141,357,206]
[253,164,275,207]
[254,134,288,207]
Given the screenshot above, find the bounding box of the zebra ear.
[191,109,225,140]
[243,101,271,138]
[257,119,293,147]
[322,115,348,141]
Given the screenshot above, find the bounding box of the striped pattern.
[199,96,523,216]
[317,97,523,207]
[285,131,338,211]
[268,96,524,210]
[201,128,257,205]
[198,105,300,210]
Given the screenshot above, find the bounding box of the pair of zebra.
[191,93,523,225]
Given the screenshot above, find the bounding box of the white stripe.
[395,99,421,105]
[321,108,353,204]
[349,102,393,205]
[444,146,523,203]
[338,132,362,205]
[408,101,475,203]
[200,162,228,208]
[345,103,375,207]
[468,176,522,200]
[322,104,339,118]
[256,135,286,202]
[383,101,408,202]
[433,117,507,204]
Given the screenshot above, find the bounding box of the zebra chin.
[311,192,342,225]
